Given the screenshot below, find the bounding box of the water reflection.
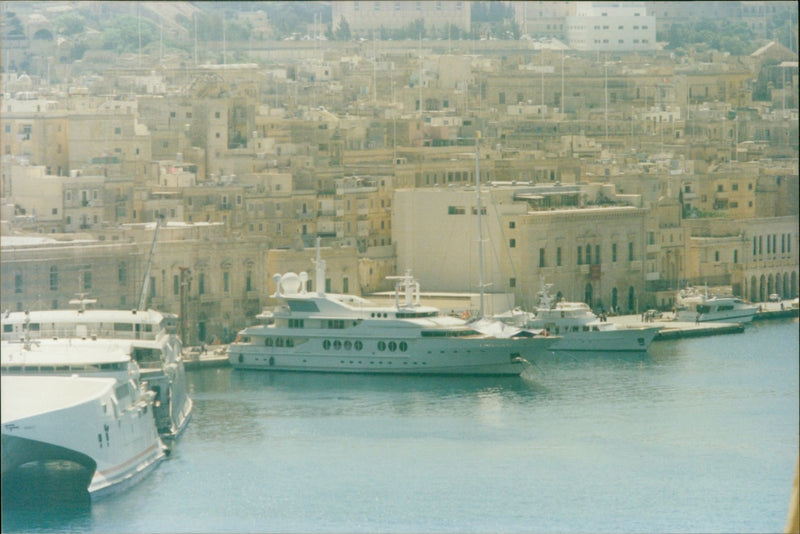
[2,465,93,532]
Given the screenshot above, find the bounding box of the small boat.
[491,280,661,352]
[1,300,192,439]
[1,368,166,499]
[675,287,759,323]
[228,246,557,376]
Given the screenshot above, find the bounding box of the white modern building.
[566,1,656,52]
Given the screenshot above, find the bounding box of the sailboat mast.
[475,132,484,318]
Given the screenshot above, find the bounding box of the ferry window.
[333,340,342,350]
[378,341,386,351]
[344,340,352,350]
[286,338,294,347]
[399,341,408,352]
[388,341,397,352]
[276,338,284,347]
[3,325,12,333]
[266,338,274,347]
[323,340,331,350]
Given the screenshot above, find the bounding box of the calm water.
[3,319,798,534]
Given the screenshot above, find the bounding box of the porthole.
[388,341,397,352]
[344,340,352,350]
[276,338,284,347]
[287,338,294,347]
[265,338,273,347]
[323,339,331,350]
[354,340,363,351]
[333,340,342,350]
[399,341,408,352]
[377,341,386,351]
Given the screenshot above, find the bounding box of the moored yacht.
[492,281,661,352]
[229,248,557,376]
[1,300,192,439]
[1,364,166,499]
[675,287,759,323]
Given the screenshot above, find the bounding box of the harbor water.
[3,318,798,533]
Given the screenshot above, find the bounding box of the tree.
[54,13,86,36]
[334,16,351,41]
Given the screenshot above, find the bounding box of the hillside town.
[1,1,798,346]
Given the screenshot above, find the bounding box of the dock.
[183,346,230,369]
[607,298,797,341]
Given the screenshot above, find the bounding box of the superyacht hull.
[229,334,546,375]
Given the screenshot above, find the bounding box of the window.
[223,272,230,293]
[510,239,516,248]
[556,247,562,266]
[83,270,92,290]
[118,262,127,284]
[734,250,738,263]
[198,273,205,295]
[628,242,634,261]
[586,245,592,265]
[246,271,253,292]
[509,278,516,288]
[114,127,121,134]
[714,251,720,262]
[150,276,156,298]
[15,272,23,293]
[732,183,738,191]
[577,246,582,265]
[50,266,58,291]
[509,221,516,229]
[539,248,546,267]
[174,275,180,295]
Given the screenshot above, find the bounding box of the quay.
[183,345,230,369]
[608,299,798,341]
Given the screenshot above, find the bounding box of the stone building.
[394,183,650,314]
[331,1,471,36]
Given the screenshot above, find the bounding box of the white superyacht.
[229,249,557,376]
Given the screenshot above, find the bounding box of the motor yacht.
[675,287,759,323]
[229,250,557,376]
[492,281,661,352]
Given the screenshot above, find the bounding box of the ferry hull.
[1,375,166,501]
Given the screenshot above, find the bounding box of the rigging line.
[485,187,521,305]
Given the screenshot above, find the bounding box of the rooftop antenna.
[313,237,325,296]
[193,11,198,66]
